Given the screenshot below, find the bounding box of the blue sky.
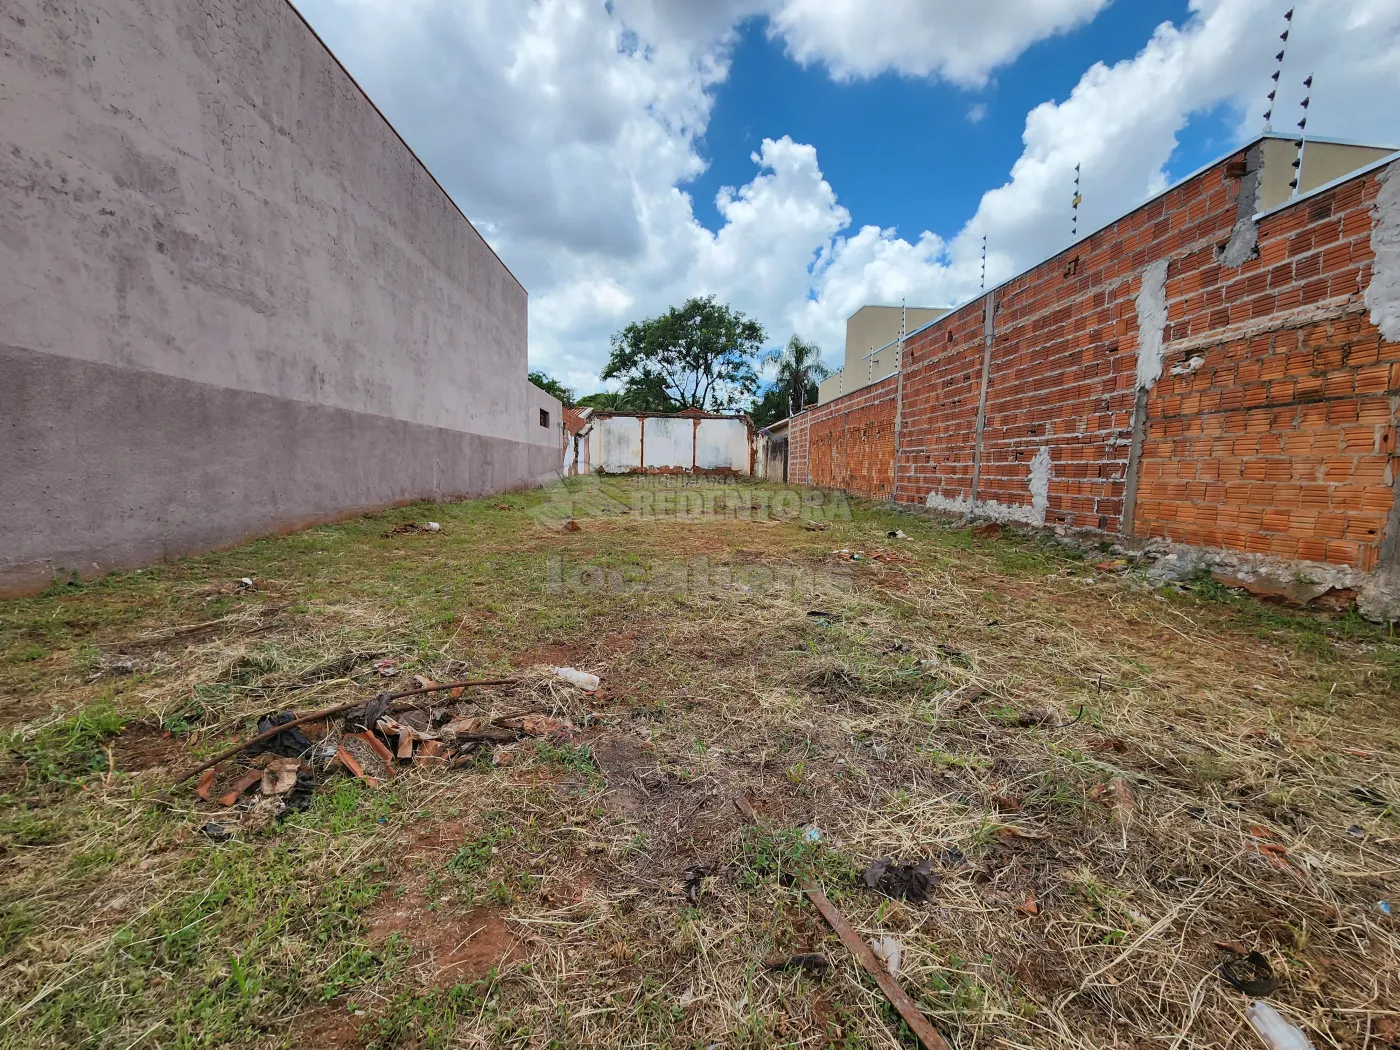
[296,0,1400,389]
[690,3,1205,252]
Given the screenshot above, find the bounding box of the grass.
[1,476,1397,1049]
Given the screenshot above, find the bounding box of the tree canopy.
[749,374,821,428]
[527,370,575,407]
[602,296,763,411]
[574,371,678,414]
[759,335,830,422]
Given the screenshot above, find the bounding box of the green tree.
[762,335,830,417]
[574,391,627,411]
[602,296,763,411]
[749,374,821,428]
[575,368,680,413]
[528,370,575,406]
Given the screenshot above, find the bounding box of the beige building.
[1255,134,1394,211]
[817,304,948,405]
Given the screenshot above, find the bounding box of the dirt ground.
[1,476,1397,1050]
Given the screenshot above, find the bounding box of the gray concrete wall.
[0,0,559,593]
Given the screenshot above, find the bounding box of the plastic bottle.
[1247,1002,1313,1050]
[554,667,600,691]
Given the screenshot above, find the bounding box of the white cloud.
[767,0,1110,86]
[966,102,988,124]
[942,0,1400,298]
[292,0,1400,393]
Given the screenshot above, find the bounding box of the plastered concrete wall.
[1366,165,1400,342]
[1257,138,1396,213]
[842,306,946,378]
[0,0,558,593]
[695,418,751,471]
[816,370,846,405]
[589,415,754,475]
[596,416,643,474]
[645,417,694,470]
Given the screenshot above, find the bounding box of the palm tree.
[575,371,680,413]
[574,391,628,411]
[764,336,830,416]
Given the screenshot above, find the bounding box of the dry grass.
[1,476,1397,1050]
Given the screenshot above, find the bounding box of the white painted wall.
[597,416,642,474]
[589,414,753,474]
[695,418,750,471]
[646,417,693,469]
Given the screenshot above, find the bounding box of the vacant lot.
[2,477,1397,1050]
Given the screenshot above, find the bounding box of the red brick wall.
[1133,170,1399,570]
[789,149,1398,574]
[898,148,1246,530]
[788,410,810,486]
[897,303,988,508]
[788,375,899,497]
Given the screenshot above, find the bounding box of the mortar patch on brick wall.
[1221,142,1263,269]
[924,445,1052,526]
[1144,540,1400,622]
[1169,354,1206,377]
[1221,217,1260,269]
[1134,260,1170,391]
[1028,446,1052,522]
[1364,162,1400,341]
[924,491,973,516]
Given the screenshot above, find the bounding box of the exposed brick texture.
[789,375,899,497]
[898,152,1247,530]
[1133,173,1399,570]
[897,304,987,507]
[789,148,1399,573]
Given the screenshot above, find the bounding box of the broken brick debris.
[181,674,562,838]
[260,757,302,796]
[218,769,263,807]
[415,739,450,766]
[335,747,378,788]
[169,675,517,786]
[347,731,396,768]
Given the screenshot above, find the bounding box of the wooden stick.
[169,677,516,784]
[802,880,953,1050]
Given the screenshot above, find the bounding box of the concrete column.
[968,291,997,508]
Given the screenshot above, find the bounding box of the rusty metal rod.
[169,676,516,785]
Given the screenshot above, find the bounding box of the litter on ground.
[2,477,1397,1050]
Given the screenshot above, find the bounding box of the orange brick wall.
[789,375,899,498]
[897,148,1247,530]
[788,147,1399,574]
[897,303,988,508]
[1133,170,1399,570]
